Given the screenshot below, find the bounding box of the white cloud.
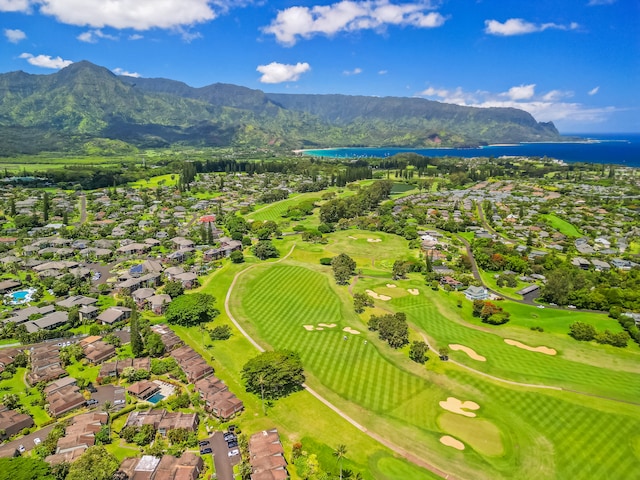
[77,29,118,43]
[0,0,30,12]
[343,67,362,76]
[504,84,536,100]
[417,84,618,128]
[113,67,141,77]
[129,34,143,40]
[19,52,73,69]
[588,86,600,95]
[263,0,447,46]
[588,0,616,5]
[485,18,579,36]
[4,28,26,43]
[378,69,388,75]
[256,62,311,83]
[34,0,247,30]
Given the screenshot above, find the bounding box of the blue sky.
[1,0,638,133]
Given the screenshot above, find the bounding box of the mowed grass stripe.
[238,264,426,413]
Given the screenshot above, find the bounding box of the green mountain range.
[0,61,561,155]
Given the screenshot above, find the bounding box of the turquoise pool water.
[10,290,31,303]
[147,392,165,404]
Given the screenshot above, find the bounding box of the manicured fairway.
[541,213,582,237]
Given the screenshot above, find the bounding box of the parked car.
[228,448,240,457]
[33,438,41,446]
[200,448,212,455]
[18,445,25,453]
[198,440,210,447]
[86,399,98,406]
[227,441,238,449]
[86,383,97,393]
[223,432,236,442]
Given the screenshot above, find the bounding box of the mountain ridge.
[0,60,562,154]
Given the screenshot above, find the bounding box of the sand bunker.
[439,397,480,418]
[386,284,397,288]
[303,325,315,331]
[318,323,337,328]
[343,327,361,335]
[449,344,486,362]
[348,236,357,240]
[440,435,465,451]
[367,238,382,243]
[407,288,419,296]
[366,289,391,301]
[504,339,556,356]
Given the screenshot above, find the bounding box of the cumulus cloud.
[77,29,118,43]
[0,0,30,12]
[4,28,26,43]
[129,34,144,40]
[417,84,617,127]
[263,0,447,46]
[30,0,253,30]
[113,67,141,77]
[588,86,600,95]
[378,69,388,75]
[256,62,311,83]
[343,67,362,76]
[485,18,579,36]
[19,52,73,69]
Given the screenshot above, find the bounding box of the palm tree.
[102,400,113,437]
[333,444,348,480]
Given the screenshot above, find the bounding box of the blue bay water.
[302,133,640,167]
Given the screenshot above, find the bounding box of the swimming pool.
[147,392,165,404]
[9,289,34,304]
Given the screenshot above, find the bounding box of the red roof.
[199,215,216,223]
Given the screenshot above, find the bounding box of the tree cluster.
[331,253,356,285]
[241,350,305,400]
[569,321,629,347]
[368,312,409,349]
[165,293,219,327]
[472,300,511,325]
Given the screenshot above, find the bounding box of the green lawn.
[0,368,51,426]
[541,214,582,238]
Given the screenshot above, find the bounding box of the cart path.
[223,243,457,479]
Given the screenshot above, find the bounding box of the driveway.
[0,423,55,457]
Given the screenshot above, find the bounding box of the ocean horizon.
[302,133,640,167]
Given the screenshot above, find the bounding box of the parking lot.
[204,429,241,480]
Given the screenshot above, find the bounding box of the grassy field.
[224,233,640,479]
[541,214,582,238]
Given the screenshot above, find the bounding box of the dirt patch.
[386,283,397,288]
[504,339,556,356]
[343,327,361,335]
[449,344,486,362]
[439,435,465,451]
[303,325,315,331]
[318,323,337,328]
[367,238,382,243]
[366,289,391,301]
[439,397,480,417]
[407,288,419,296]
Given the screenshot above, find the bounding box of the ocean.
[302,133,640,167]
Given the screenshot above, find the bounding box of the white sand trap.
[343,327,361,335]
[318,323,337,328]
[439,397,480,418]
[366,289,392,301]
[303,325,315,331]
[367,238,382,243]
[348,236,357,240]
[386,284,397,288]
[504,339,556,356]
[449,344,486,362]
[440,435,465,451]
[316,327,324,331]
[407,288,419,296]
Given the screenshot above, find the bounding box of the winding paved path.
[223,243,458,479]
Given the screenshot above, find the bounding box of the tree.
[409,341,429,364]
[163,280,184,299]
[229,250,245,263]
[368,313,408,349]
[2,393,20,410]
[0,457,55,480]
[165,293,219,327]
[130,306,144,358]
[569,322,597,341]
[392,260,409,279]
[353,293,373,313]
[333,444,348,480]
[145,332,165,357]
[331,253,356,285]
[66,446,119,480]
[208,325,232,341]
[42,191,50,223]
[252,240,279,260]
[242,350,305,400]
